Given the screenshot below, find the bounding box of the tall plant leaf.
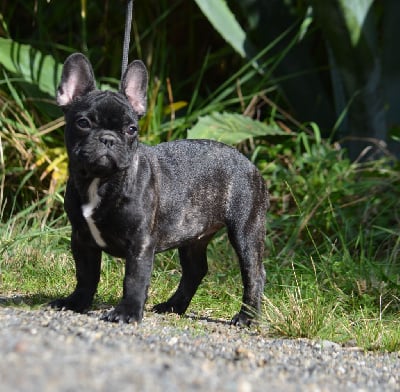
[0,38,62,96]
[193,0,257,61]
[187,112,287,145]
[310,1,387,160]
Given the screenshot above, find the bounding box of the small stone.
[237,379,252,392]
[234,346,255,360]
[319,340,341,350]
[167,336,178,346]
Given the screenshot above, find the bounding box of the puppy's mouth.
[69,136,133,178]
[74,149,123,178]
[92,153,114,167]
[87,152,123,175]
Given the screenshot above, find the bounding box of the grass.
[2,233,400,352]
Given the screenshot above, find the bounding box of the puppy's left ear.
[121,60,148,117]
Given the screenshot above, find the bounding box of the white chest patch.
[81,178,107,248]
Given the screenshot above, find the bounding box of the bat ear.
[120,60,148,117]
[57,53,96,106]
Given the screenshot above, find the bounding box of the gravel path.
[0,306,399,391]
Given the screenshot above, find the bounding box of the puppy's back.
[144,139,268,250]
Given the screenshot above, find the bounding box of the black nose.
[99,134,116,147]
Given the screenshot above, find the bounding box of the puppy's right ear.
[121,60,148,117]
[57,53,96,106]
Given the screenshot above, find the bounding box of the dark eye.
[76,117,91,130]
[126,125,137,135]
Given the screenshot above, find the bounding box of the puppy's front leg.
[50,230,102,313]
[102,240,155,323]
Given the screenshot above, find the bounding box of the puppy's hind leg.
[228,211,266,327]
[153,236,212,315]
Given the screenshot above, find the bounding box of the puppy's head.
[57,53,148,178]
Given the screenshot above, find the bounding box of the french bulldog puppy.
[49,53,269,326]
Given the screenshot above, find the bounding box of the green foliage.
[193,0,257,61]
[187,112,286,144]
[198,0,400,159]
[0,38,62,96]
[309,0,387,160]
[0,79,67,220]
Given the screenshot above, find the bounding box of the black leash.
[121,0,134,79]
